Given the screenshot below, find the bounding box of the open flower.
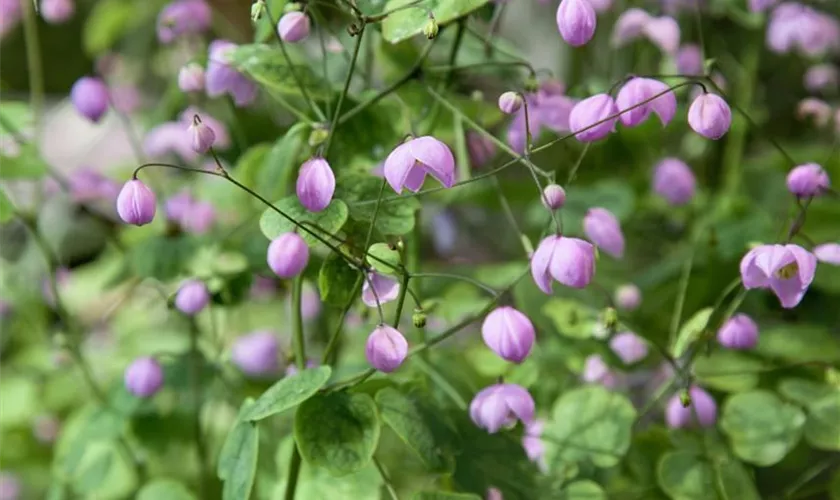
[469,383,535,433]
[383,136,455,193]
[740,244,817,308]
[361,272,400,307]
[531,235,596,293]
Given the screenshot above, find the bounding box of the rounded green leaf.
[561,480,606,500]
[295,392,381,476]
[778,378,836,406]
[259,196,349,247]
[381,0,489,43]
[137,480,196,500]
[376,388,450,472]
[720,390,806,466]
[228,44,330,98]
[367,243,402,275]
[242,366,333,422]
[545,386,636,468]
[672,307,712,358]
[319,253,362,307]
[756,326,840,363]
[541,298,600,339]
[804,391,840,451]
[692,350,764,392]
[218,399,259,500]
[657,451,718,500]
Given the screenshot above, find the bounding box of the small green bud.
[412,309,427,328]
[470,90,484,101]
[679,389,691,408]
[423,17,439,39]
[284,2,302,13]
[603,307,618,330]
[523,76,539,93]
[308,126,329,147]
[251,0,265,22]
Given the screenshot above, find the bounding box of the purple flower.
[665,386,717,428]
[587,0,611,13]
[615,77,676,127]
[653,157,696,206]
[124,357,164,397]
[481,306,536,363]
[469,383,535,433]
[181,108,230,150]
[53,168,121,204]
[797,98,833,127]
[1,0,22,40]
[156,0,211,44]
[116,179,156,226]
[717,313,759,350]
[383,136,455,193]
[70,77,109,123]
[180,200,215,234]
[569,94,618,142]
[522,419,547,471]
[642,16,680,54]
[362,272,400,308]
[467,132,496,169]
[556,0,597,47]
[804,64,838,93]
[767,3,840,57]
[0,472,21,500]
[365,325,408,372]
[178,63,205,92]
[609,332,648,364]
[740,244,817,308]
[267,233,309,279]
[611,8,652,47]
[749,0,776,13]
[486,487,503,500]
[814,243,840,265]
[206,40,258,107]
[786,163,830,197]
[582,354,619,388]
[498,91,523,114]
[277,12,310,43]
[583,207,625,258]
[541,184,566,210]
[675,44,703,75]
[188,118,216,153]
[531,235,596,292]
[614,284,641,311]
[40,0,75,24]
[174,279,210,315]
[144,108,230,162]
[232,331,280,377]
[687,93,731,140]
[296,157,335,212]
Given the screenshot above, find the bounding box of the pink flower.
[531,235,596,292]
[583,207,625,258]
[481,307,536,363]
[740,244,817,308]
[814,243,840,265]
[365,325,408,372]
[556,0,597,47]
[569,94,618,142]
[665,386,717,428]
[361,273,400,308]
[469,383,535,433]
[615,77,676,127]
[296,158,335,212]
[383,136,455,193]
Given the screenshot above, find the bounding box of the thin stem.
[284,449,303,500]
[411,272,499,297]
[490,176,529,256]
[321,277,363,365]
[292,277,306,370]
[364,0,425,23]
[22,0,44,136]
[188,319,209,499]
[323,25,366,157]
[392,274,410,329]
[669,247,695,348]
[373,457,400,500]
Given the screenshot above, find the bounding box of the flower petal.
[383,142,415,194]
[409,136,456,188]
[531,236,558,294]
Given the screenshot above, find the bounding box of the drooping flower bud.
[469,383,535,433]
[267,232,309,278]
[652,157,696,206]
[232,331,280,377]
[611,8,651,47]
[174,279,210,315]
[531,235,596,292]
[277,11,310,43]
[642,16,680,54]
[804,64,838,92]
[740,244,817,308]
[541,184,566,210]
[412,309,427,328]
[675,44,702,75]
[116,179,156,226]
[124,357,164,397]
[583,207,625,258]
[178,63,205,93]
[786,163,830,198]
[362,272,400,308]
[615,77,676,127]
[296,157,335,212]
[556,0,597,47]
[665,385,717,428]
[614,283,641,311]
[383,136,455,193]
[717,313,759,350]
[568,93,618,142]
[157,0,212,44]
[467,132,496,169]
[365,325,408,372]
[70,77,109,123]
[687,93,731,139]
[423,16,439,39]
[609,331,648,364]
[481,306,536,363]
[498,91,523,114]
[40,0,75,24]
[814,243,840,265]
[188,116,216,153]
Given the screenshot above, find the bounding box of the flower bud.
[687,93,731,140]
[469,383,535,433]
[583,207,625,258]
[652,157,696,206]
[188,117,216,153]
[615,77,676,127]
[541,184,566,209]
[116,179,156,226]
[70,76,109,123]
[803,64,838,93]
[498,91,523,114]
[531,235,596,292]
[178,63,205,92]
[609,331,648,364]
[296,157,335,212]
[786,163,830,198]
[797,98,832,127]
[582,355,617,387]
[486,487,504,500]
[665,385,717,428]
[569,93,618,142]
[232,331,280,377]
[642,16,680,54]
[556,0,597,47]
[814,243,840,265]
[675,44,702,75]
[124,357,164,397]
[251,0,265,22]
[267,232,309,278]
[365,325,408,373]
[0,472,21,500]
[277,11,310,43]
[614,284,641,311]
[717,313,759,350]
[481,306,535,363]
[157,0,212,44]
[467,132,496,169]
[308,126,329,147]
[423,17,439,39]
[412,309,427,328]
[174,279,210,315]
[40,0,75,24]
[611,8,651,47]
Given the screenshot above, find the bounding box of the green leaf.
[253,123,308,202]
[83,0,139,55]
[541,298,600,339]
[366,243,402,275]
[720,390,806,466]
[545,386,637,468]
[756,325,840,363]
[672,307,713,358]
[55,407,126,478]
[319,252,362,307]
[137,480,197,500]
[381,0,489,44]
[218,401,260,500]
[228,44,330,98]
[130,235,197,281]
[336,171,421,236]
[414,492,481,500]
[560,480,606,500]
[0,143,48,179]
[242,366,333,421]
[294,392,380,476]
[376,388,450,472]
[777,378,836,406]
[235,143,273,191]
[692,350,764,392]
[259,196,349,247]
[657,451,760,500]
[803,391,840,451]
